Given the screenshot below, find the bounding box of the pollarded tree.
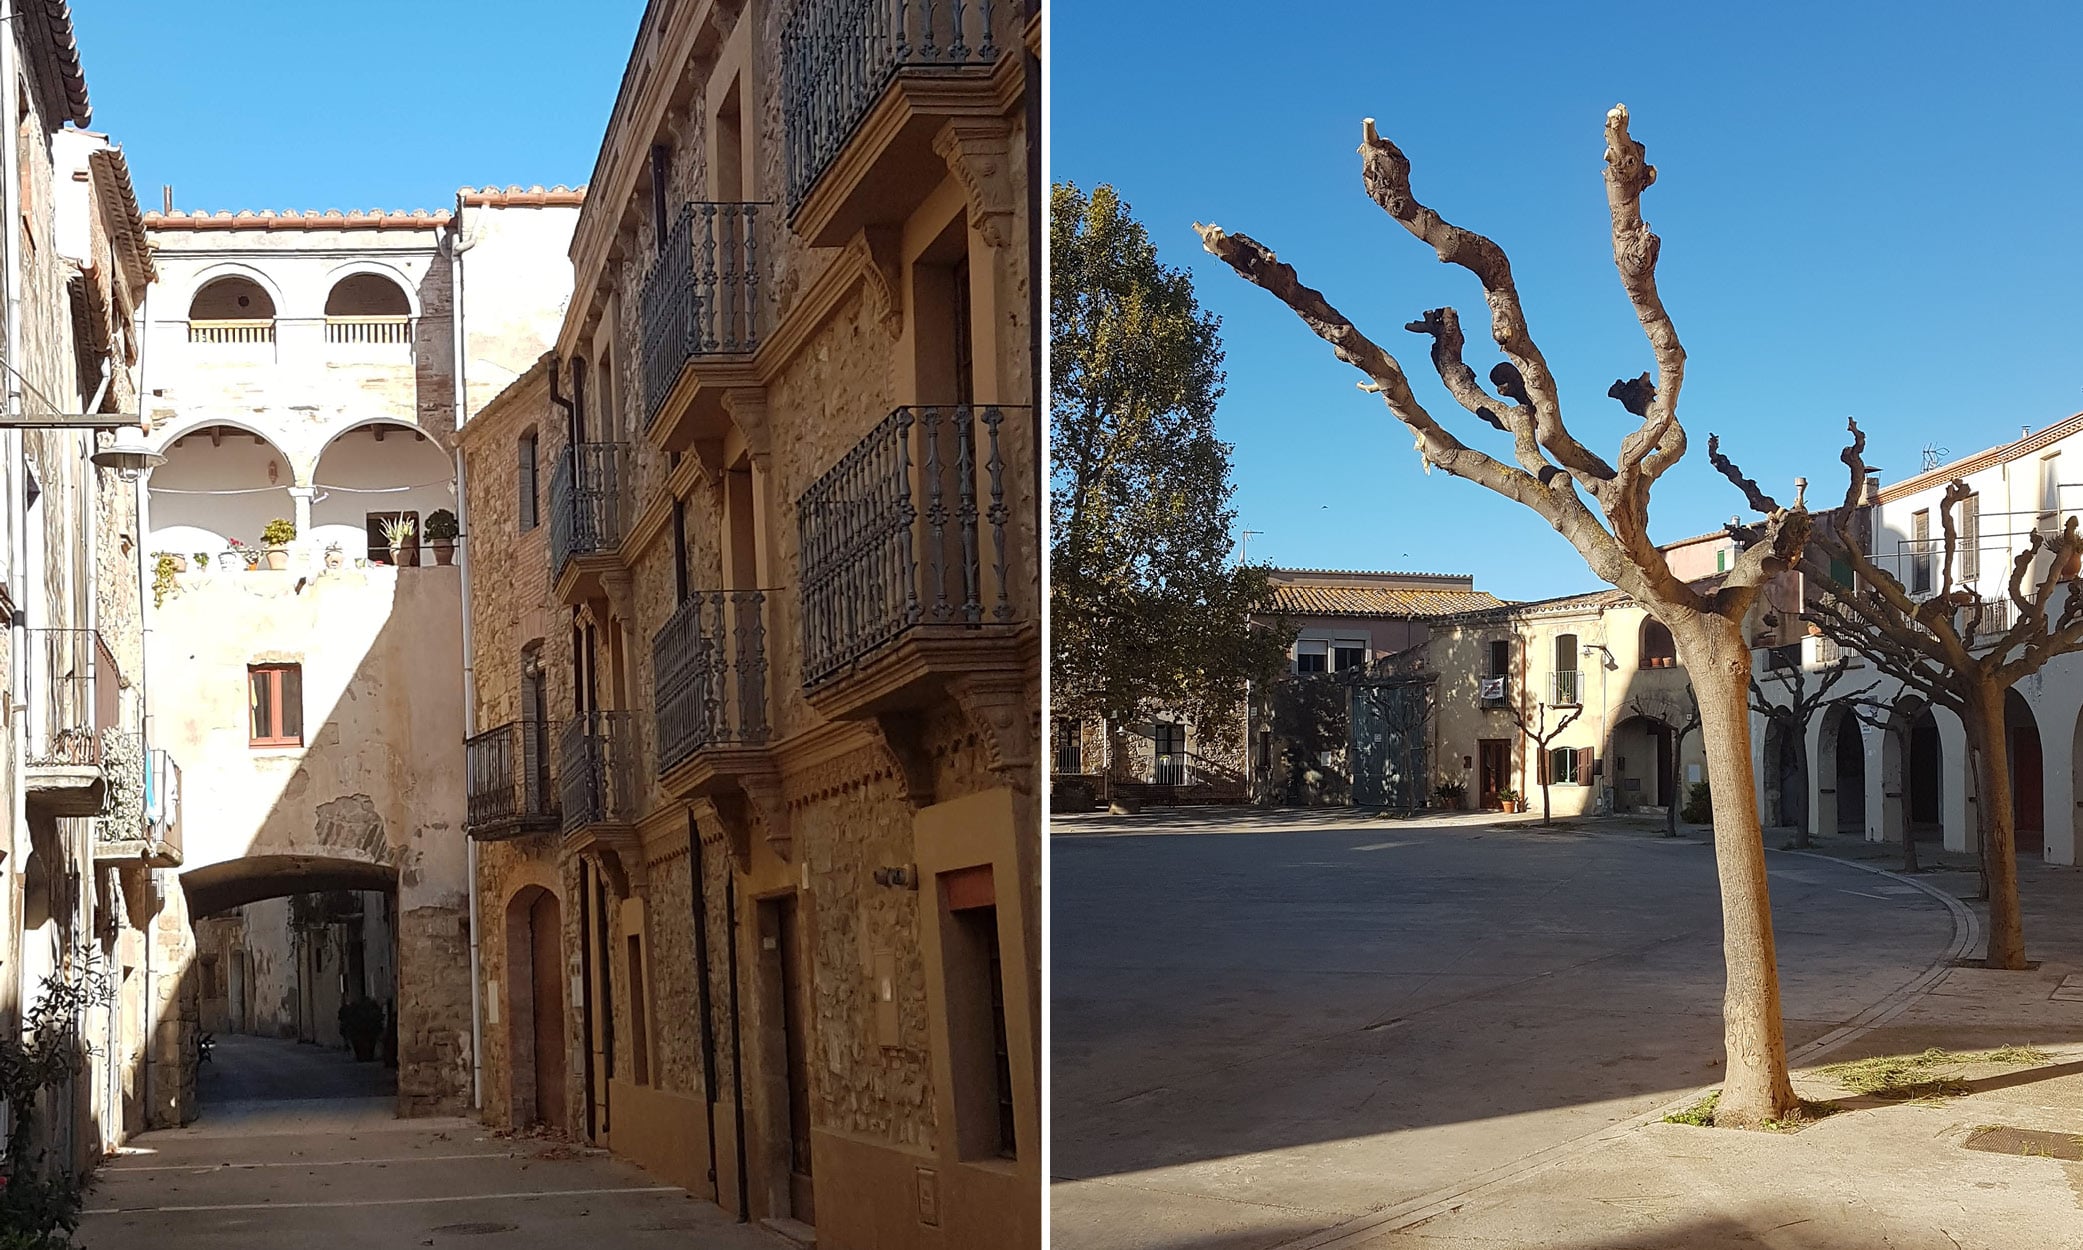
[1730,419,2083,969]
[1746,649,1872,848]
[1196,107,1810,1124]
[1626,683,1700,840]
[1051,182,1290,757]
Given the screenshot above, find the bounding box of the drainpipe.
[449,200,486,1112]
[687,814,719,1195]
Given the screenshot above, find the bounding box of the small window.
[1546,746,1581,786]
[943,866,1016,1161]
[249,664,304,747]
[1960,492,1980,582]
[518,433,539,532]
[1293,640,1328,674]
[1332,643,1367,673]
[1487,639,1509,678]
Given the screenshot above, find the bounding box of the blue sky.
[70,1,646,213]
[1054,2,2083,601]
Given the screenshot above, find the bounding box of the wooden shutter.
[1577,747,1595,783]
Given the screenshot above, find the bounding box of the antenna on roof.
[1920,442,1947,471]
[161,184,172,214]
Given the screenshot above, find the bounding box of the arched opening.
[1819,703,1867,835]
[310,422,456,565]
[2005,688,2044,858]
[1611,714,1675,810]
[149,423,295,560]
[182,856,400,1114]
[324,273,413,347]
[1639,619,1677,669]
[1906,703,1944,838]
[1763,715,1808,830]
[187,276,276,345]
[503,885,568,1130]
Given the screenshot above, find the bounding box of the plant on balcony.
[153,553,181,608]
[378,515,417,568]
[338,997,385,1062]
[227,537,259,570]
[323,542,345,572]
[260,518,295,570]
[192,550,210,571]
[425,509,459,566]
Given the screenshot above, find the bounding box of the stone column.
[288,486,315,544]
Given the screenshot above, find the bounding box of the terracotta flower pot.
[397,544,420,568]
[263,547,289,571]
[432,539,455,566]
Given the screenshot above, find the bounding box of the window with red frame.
[249,664,303,747]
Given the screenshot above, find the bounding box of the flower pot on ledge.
[431,538,455,566]
[263,546,289,571]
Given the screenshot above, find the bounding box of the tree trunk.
[1540,778,1552,825]
[1666,743,1681,837]
[1672,617,1799,1125]
[1963,686,2027,970]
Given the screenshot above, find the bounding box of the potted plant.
[324,542,345,572]
[379,514,418,567]
[158,551,187,574]
[192,550,210,572]
[1497,787,1522,814]
[424,509,459,566]
[260,518,295,570]
[228,538,259,571]
[338,997,385,1063]
[1432,779,1468,811]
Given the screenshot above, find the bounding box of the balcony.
[655,590,776,799]
[1478,676,1509,708]
[325,314,413,348]
[100,745,180,867]
[641,202,766,452]
[558,711,639,848]
[1550,669,1583,707]
[798,404,1032,719]
[549,442,633,604]
[187,318,274,347]
[465,720,560,840]
[26,628,119,816]
[782,0,1013,245]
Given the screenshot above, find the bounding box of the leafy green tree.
[1050,183,1287,752]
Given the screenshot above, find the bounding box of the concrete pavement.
[82,1035,781,1249]
[1049,810,1973,1250]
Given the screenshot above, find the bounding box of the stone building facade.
[460,2,1042,1245]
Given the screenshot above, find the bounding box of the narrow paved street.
[1050,812,1962,1250]
[80,1037,779,1249]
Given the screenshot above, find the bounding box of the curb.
[1262,845,1976,1250]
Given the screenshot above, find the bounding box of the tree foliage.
[0,953,111,1246]
[1050,182,1288,730]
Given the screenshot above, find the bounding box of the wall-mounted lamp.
[872,864,920,890]
[90,428,165,481]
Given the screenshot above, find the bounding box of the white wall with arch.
[309,422,456,562]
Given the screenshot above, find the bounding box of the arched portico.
[310,420,456,562]
[1817,703,1866,837]
[148,421,298,557]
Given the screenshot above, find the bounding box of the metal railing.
[143,747,181,859]
[465,720,559,836]
[187,319,274,345]
[325,315,412,346]
[655,590,772,774]
[548,442,632,577]
[640,202,765,427]
[559,711,638,834]
[26,628,117,767]
[782,0,1005,213]
[1479,675,1509,707]
[798,404,1024,688]
[1550,668,1583,706]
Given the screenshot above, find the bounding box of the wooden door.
[529,891,567,1129]
[1478,739,1509,809]
[2013,724,2044,855]
[778,897,815,1224]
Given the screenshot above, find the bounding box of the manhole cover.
[1963,1125,2083,1161]
[429,1222,518,1236]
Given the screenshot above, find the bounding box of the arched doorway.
[1611,714,1675,811]
[1907,703,1944,838]
[503,885,568,1130]
[2005,688,2044,858]
[1819,704,1867,835]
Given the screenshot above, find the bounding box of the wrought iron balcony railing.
[548,442,632,578]
[26,628,118,767]
[1549,668,1583,707]
[641,202,765,428]
[782,0,1005,213]
[558,711,638,834]
[798,404,1025,688]
[655,590,772,775]
[466,720,560,837]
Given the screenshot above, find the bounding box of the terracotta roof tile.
[459,184,586,207]
[1269,582,1505,618]
[144,207,454,231]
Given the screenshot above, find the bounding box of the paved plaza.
[1050,810,2083,1250]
